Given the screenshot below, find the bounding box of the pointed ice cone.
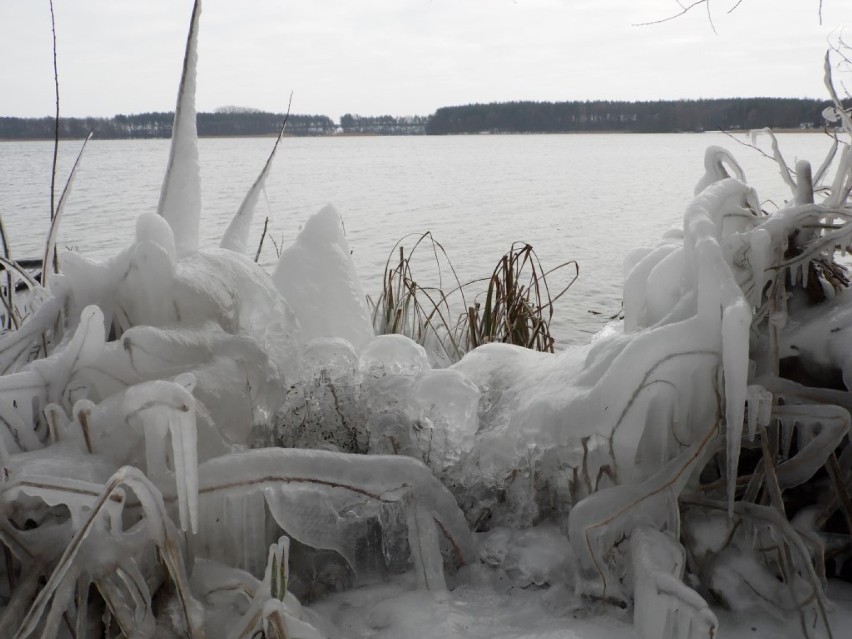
[272,204,374,349]
[157,0,202,257]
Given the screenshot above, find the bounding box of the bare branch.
[633,0,711,29]
[727,0,745,14]
[254,217,269,263]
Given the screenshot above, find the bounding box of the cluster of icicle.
[3,2,852,637]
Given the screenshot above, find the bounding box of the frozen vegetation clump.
[3,2,852,638]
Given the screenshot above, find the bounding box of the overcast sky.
[1,1,850,119]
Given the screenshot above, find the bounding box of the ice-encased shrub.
[2,2,852,638]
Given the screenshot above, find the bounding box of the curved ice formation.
[221,119,286,255]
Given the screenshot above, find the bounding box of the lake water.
[0,132,838,346]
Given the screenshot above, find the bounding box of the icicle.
[745,385,772,441]
[722,299,750,518]
[157,0,202,257]
[169,406,198,534]
[748,228,771,307]
[125,378,199,534]
[221,118,287,255]
[264,536,290,602]
[43,402,69,443]
[794,160,815,206]
[406,502,447,592]
[225,489,266,576]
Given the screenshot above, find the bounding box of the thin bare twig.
[48,0,60,276]
[720,129,781,165]
[634,0,717,35]
[254,217,269,263]
[0,218,16,330]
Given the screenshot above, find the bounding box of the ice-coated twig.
[14,466,202,639]
[193,448,474,580]
[41,132,92,287]
[771,404,850,491]
[568,418,720,602]
[224,535,325,639]
[221,94,292,256]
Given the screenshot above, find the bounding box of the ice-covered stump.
[273,204,374,349]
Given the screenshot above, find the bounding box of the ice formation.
[157,0,201,257]
[2,1,852,638]
[272,204,374,349]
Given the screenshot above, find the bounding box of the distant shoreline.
[0,128,831,143]
[2,97,841,140]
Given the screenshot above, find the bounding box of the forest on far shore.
[0,97,843,140]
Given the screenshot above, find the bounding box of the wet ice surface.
[310,575,637,639]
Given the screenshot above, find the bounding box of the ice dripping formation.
[1,1,852,637]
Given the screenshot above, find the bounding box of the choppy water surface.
[0,132,838,345]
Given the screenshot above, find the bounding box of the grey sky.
[1,1,849,119]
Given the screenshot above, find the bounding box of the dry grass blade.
[0,219,15,330]
[367,232,467,362]
[370,236,579,361]
[461,242,578,353]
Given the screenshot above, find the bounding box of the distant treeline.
[425,98,841,134]
[0,111,336,140]
[0,98,844,140]
[340,114,427,135]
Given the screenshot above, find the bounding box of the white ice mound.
[273,204,374,349]
[359,334,430,378]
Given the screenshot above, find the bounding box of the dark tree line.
[339,114,427,135]
[0,111,335,140]
[424,98,844,134]
[4,98,847,140]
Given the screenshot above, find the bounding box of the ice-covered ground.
[311,577,852,639]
